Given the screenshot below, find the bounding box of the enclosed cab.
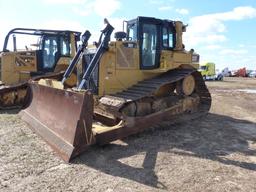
[0,28,80,85]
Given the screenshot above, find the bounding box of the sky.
[1,0,256,70]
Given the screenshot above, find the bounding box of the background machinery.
[0,28,81,108]
[199,62,221,80]
[233,67,247,77]
[20,17,211,162]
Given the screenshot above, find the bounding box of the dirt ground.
[0,77,256,192]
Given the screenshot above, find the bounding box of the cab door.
[138,18,161,70]
[38,34,71,73]
[40,35,59,72]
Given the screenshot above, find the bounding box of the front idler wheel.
[176,75,195,96]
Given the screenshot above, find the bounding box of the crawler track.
[97,68,211,125]
[94,69,211,144]
[0,72,64,109]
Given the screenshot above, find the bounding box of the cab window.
[162,26,174,49]
[43,36,58,69]
[162,27,168,47]
[60,36,71,56]
[141,23,157,68]
[127,23,137,41]
[168,33,174,48]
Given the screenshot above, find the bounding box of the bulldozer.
[0,28,81,109]
[20,17,211,162]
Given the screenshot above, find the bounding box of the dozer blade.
[19,81,95,162]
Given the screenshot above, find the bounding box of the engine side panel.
[98,41,198,96]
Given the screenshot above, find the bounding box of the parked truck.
[199,62,223,80]
[220,67,231,77]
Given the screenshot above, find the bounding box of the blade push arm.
[78,22,114,90]
[61,30,91,84]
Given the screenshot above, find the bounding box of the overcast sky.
[1,0,256,70]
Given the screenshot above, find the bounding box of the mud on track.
[0,77,256,192]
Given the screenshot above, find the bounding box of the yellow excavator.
[20,17,211,162]
[0,28,81,109]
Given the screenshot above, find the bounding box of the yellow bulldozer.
[0,28,81,109]
[20,17,211,162]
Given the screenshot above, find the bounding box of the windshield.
[199,66,207,70]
